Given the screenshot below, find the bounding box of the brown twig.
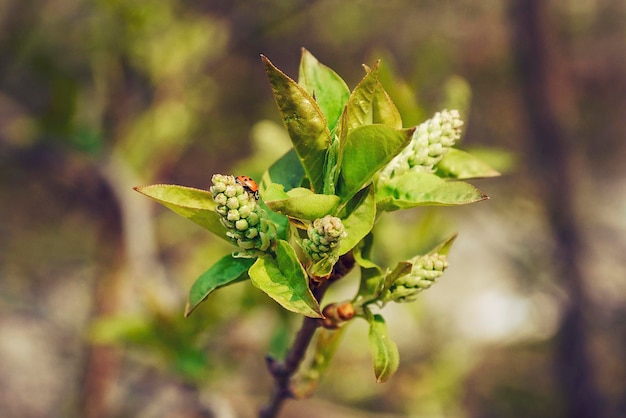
[259,253,355,418]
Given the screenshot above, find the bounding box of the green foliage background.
[1,1,625,417]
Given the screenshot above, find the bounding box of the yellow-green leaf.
[338,184,376,255]
[265,188,341,221]
[262,55,331,193]
[367,314,399,383]
[377,172,488,211]
[134,184,228,241]
[249,240,322,318]
[337,125,414,201]
[298,48,350,133]
[436,148,501,179]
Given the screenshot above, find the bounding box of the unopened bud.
[210,174,275,256]
[386,253,449,303]
[379,109,463,183]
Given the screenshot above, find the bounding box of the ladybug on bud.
[236,175,259,200]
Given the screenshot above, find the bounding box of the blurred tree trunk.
[508,1,606,418]
[80,175,124,418]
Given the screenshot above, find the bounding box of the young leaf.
[435,148,501,179]
[427,233,458,256]
[134,184,228,241]
[323,138,341,195]
[377,172,488,211]
[372,81,402,129]
[260,148,305,193]
[357,265,384,303]
[354,234,384,301]
[253,183,291,240]
[298,48,350,133]
[249,240,322,318]
[262,55,332,193]
[353,232,379,270]
[262,182,290,202]
[337,184,376,255]
[337,125,414,201]
[367,314,399,383]
[343,62,380,131]
[382,261,412,293]
[184,255,256,317]
[260,200,290,241]
[265,189,341,222]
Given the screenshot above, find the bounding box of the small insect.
[236,175,259,200]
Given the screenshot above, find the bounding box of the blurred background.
[1,0,625,417]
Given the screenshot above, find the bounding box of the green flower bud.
[214,193,228,205]
[379,109,463,183]
[224,184,238,198]
[385,253,448,303]
[235,219,249,231]
[238,204,252,218]
[210,174,275,257]
[227,209,240,221]
[247,212,260,226]
[301,216,346,277]
[302,215,346,261]
[227,197,240,210]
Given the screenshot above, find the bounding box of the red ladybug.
[236,175,259,200]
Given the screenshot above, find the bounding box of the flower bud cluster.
[385,253,448,303]
[302,215,346,261]
[210,174,273,255]
[379,109,463,183]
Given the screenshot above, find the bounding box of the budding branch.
[259,253,355,418]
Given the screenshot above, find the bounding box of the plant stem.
[259,315,320,418]
[259,253,355,418]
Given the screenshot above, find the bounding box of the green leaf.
[323,138,341,195]
[382,261,412,292]
[265,188,341,221]
[376,55,425,127]
[298,48,350,133]
[260,200,290,241]
[337,125,414,201]
[249,240,322,317]
[134,184,228,241]
[135,184,216,210]
[338,184,376,255]
[184,255,255,317]
[262,55,332,194]
[427,233,458,256]
[262,182,290,201]
[357,265,384,303]
[308,256,337,278]
[367,314,399,383]
[435,148,501,179]
[463,146,517,174]
[354,234,384,301]
[260,148,304,193]
[377,172,488,211]
[353,232,378,269]
[343,62,379,130]
[372,81,402,129]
